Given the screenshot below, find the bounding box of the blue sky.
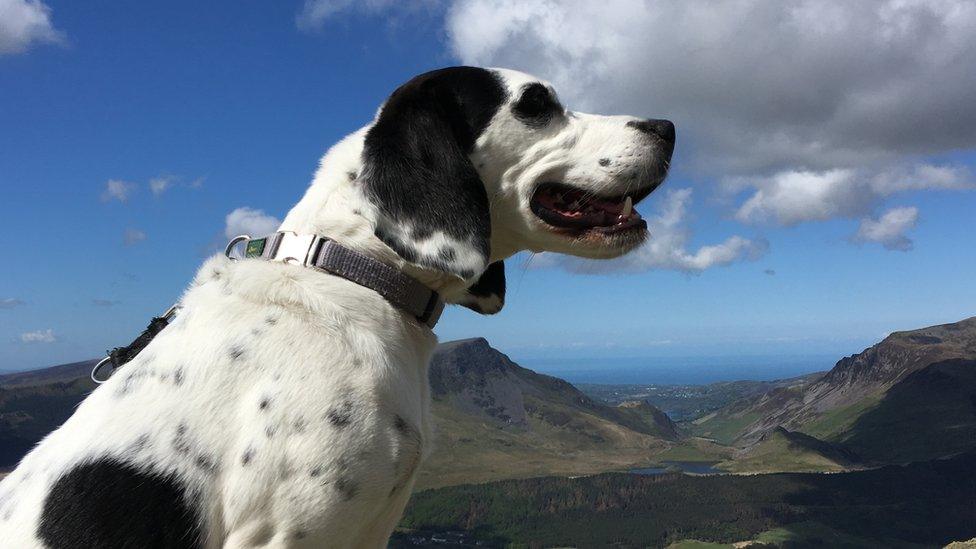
[2,1,975,374]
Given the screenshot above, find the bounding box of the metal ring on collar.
[90,356,114,384]
[224,234,252,260]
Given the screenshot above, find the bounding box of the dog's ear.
[457,260,506,314]
[361,67,507,282]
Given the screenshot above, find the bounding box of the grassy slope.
[719,429,859,474]
[800,396,881,440]
[689,410,761,445]
[416,396,669,490]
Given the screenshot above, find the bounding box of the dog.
[0,67,674,548]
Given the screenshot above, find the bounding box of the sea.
[515,354,837,385]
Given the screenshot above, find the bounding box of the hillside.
[838,358,976,463]
[417,338,675,489]
[693,317,976,465]
[395,451,976,548]
[0,360,98,469]
[0,359,99,387]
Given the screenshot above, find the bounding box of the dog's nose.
[627,119,675,145]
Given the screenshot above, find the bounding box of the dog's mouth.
[530,182,654,235]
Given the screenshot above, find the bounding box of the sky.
[1,0,975,375]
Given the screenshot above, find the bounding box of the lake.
[630,461,725,475]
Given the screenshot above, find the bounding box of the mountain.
[720,427,860,473]
[418,338,675,489]
[693,317,976,466]
[0,360,98,470]
[0,359,99,387]
[615,400,679,440]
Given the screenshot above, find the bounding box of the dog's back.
[0,256,433,548]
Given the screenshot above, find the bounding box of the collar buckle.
[265,232,324,267]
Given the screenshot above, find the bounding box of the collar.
[233,231,445,329]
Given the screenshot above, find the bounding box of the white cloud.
[0,297,26,309]
[535,188,767,274]
[0,0,63,55]
[733,169,866,226]
[730,164,971,226]
[149,175,175,197]
[224,207,281,239]
[101,179,135,203]
[853,206,919,251]
[20,328,55,343]
[122,228,146,246]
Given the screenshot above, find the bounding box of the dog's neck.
[279,128,480,302]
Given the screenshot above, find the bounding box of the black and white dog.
[0,67,673,548]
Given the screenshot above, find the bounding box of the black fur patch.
[228,345,245,361]
[193,454,218,475]
[327,402,353,428]
[335,477,358,501]
[172,423,191,455]
[39,458,202,549]
[362,66,507,280]
[390,414,424,497]
[460,260,505,314]
[512,82,562,127]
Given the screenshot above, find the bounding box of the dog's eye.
[513,84,559,126]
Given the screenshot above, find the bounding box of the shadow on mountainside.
[838,358,976,464]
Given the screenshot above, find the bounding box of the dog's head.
[360,67,674,313]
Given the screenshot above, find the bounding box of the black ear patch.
[39,458,202,548]
[458,260,506,314]
[362,67,507,281]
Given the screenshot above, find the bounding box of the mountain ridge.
[693,316,976,466]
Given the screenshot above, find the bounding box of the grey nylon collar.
[238,231,445,329]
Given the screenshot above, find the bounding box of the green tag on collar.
[245,238,267,258]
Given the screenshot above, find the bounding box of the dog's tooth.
[622,196,633,216]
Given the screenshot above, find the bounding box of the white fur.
[0,68,669,548]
